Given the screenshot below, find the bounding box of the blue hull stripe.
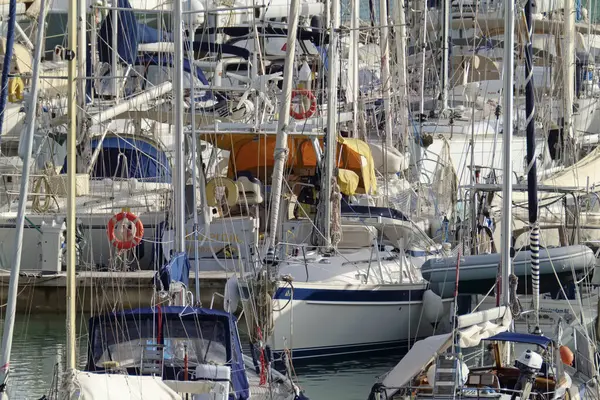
[274,339,411,360]
[273,287,426,302]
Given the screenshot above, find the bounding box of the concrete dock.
[0,270,234,313]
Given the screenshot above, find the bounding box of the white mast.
[501,0,514,342]
[440,0,450,111]
[349,0,359,137]
[0,0,48,394]
[266,0,301,251]
[564,0,575,159]
[393,0,408,147]
[173,0,186,253]
[66,0,79,376]
[323,0,340,249]
[419,0,428,120]
[379,0,393,147]
[188,11,202,304]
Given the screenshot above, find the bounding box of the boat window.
[92,318,154,368]
[462,344,497,369]
[91,317,229,369]
[162,318,229,366]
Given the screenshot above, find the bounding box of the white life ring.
[205,177,239,207]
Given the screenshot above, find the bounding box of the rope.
[509,274,522,317]
[31,176,53,213]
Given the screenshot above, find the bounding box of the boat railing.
[374,383,559,399]
[1,172,59,197]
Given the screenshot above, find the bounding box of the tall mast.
[564,0,575,162]
[379,0,393,147]
[524,0,540,331]
[440,0,450,111]
[66,0,79,375]
[0,0,48,394]
[323,0,340,248]
[350,0,359,137]
[501,0,515,323]
[266,0,301,252]
[173,0,186,253]
[393,0,408,148]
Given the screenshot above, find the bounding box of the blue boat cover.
[487,332,553,349]
[98,0,138,65]
[86,306,250,400]
[62,137,171,182]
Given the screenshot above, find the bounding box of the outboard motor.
[511,349,543,400]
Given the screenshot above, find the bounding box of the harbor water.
[2,314,399,399]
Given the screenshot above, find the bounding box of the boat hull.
[256,283,453,360]
[422,245,595,298]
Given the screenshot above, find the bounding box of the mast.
[66,0,79,375]
[379,0,393,147]
[393,0,408,147]
[323,0,340,248]
[350,0,359,137]
[188,12,201,304]
[266,0,301,252]
[564,0,575,162]
[440,0,450,111]
[524,0,540,331]
[501,0,514,340]
[0,0,48,394]
[173,0,186,253]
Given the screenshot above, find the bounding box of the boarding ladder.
[432,353,461,397]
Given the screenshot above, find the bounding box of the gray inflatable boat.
[421,245,595,298]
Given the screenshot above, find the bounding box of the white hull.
[263,282,452,359]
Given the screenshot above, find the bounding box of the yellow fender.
[8,77,24,102]
[206,177,239,207]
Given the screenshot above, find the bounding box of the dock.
[0,270,235,313]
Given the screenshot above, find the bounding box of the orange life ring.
[290,89,317,120]
[107,211,144,250]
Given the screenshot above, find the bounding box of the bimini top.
[85,306,250,400]
[487,331,554,349]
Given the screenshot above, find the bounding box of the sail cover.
[71,370,180,399]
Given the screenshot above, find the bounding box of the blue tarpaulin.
[62,137,171,183]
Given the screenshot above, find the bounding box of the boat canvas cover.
[72,370,180,399]
[382,306,511,397]
[86,306,250,400]
[543,144,600,188]
[382,333,452,397]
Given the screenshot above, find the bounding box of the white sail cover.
[71,370,180,400]
[381,306,512,397]
[542,145,600,188]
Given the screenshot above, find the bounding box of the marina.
[3,0,600,393]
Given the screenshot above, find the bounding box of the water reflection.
[2,314,401,400]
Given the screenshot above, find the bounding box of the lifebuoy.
[290,89,317,120]
[107,211,144,250]
[206,178,239,207]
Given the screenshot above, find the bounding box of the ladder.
[432,353,461,397]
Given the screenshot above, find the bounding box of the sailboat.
[365,1,599,396]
